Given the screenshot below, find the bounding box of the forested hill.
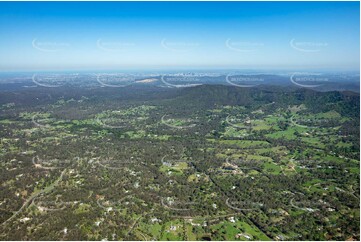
[0,84,359,118]
[172,84,360,117]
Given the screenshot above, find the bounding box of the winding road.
[1,169,66,226]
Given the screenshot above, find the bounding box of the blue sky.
[0,1,359,71]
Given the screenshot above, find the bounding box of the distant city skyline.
[0,1,359,71]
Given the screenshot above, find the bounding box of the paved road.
[1,169,66,226]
